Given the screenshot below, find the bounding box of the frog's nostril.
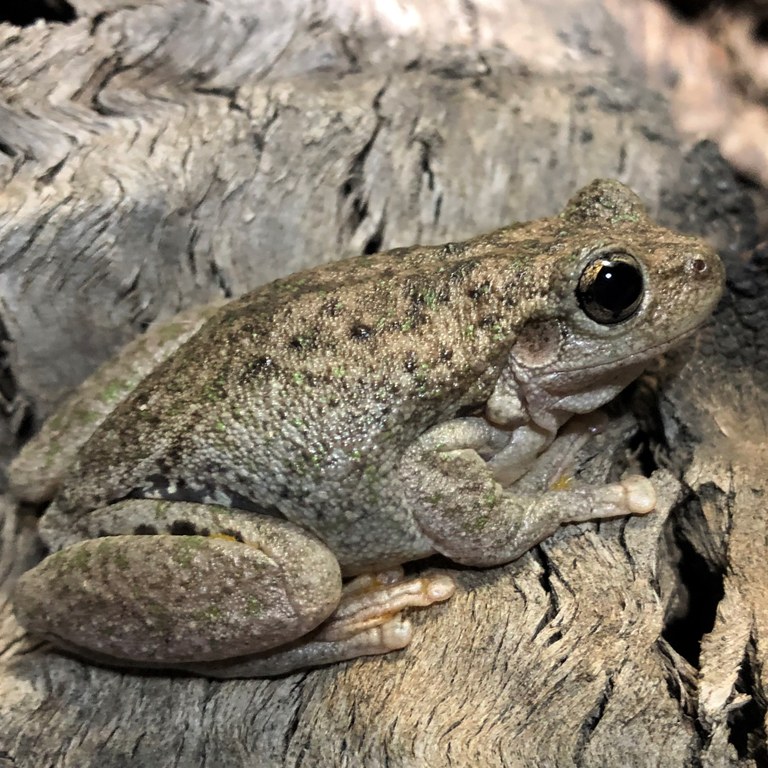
[691,257,708,275]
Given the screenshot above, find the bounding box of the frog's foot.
[317,568,455,645]
[189,568,456,678]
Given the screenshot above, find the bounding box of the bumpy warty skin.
[49,179,724,572]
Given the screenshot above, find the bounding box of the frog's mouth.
[503,324,704,436]
[544,325,699,384]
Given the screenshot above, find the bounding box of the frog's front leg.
[399,419,655,567]
[14,501,453,674]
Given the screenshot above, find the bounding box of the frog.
[9,179,724,678]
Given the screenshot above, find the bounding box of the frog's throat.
[498,327,697,436]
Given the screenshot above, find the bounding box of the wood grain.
[0,1,765,766]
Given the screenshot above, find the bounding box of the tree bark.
[0,1,765,766]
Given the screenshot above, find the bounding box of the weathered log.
[0,2,765,766]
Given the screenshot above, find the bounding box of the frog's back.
[55,233,549,526]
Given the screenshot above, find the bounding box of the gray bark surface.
[0,2,765,766]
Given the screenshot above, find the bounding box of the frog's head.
[496,179,725,432]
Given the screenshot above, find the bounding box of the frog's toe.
[565,474,657,522]
[317,614,416,656]
[379,616,413,650]
[620,475,656,514]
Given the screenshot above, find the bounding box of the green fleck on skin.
[246,597,263,617]
[100,379,132,404]
[611,213,641,224]
[171,536,208,567]
[56,545,92,574]
[204,385,222,402]
[465,515,489,533]
[193,605,223,623]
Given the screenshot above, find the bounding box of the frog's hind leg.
[15,500,455,676]
[14,500,343,665]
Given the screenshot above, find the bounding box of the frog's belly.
[61,441,437,572]
[142,468,436,574]
[280,496,436,576]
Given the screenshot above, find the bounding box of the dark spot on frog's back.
[404,351,417,373]
[439,347,453,362]
[449,259,479,283]
[221,527,245,543]
[133,390,151,408]
[134,524,158,535]
[166,519,210,537]
[238,355,277,383]
[350,324,374,341]
[169,520,199,536]
[289,332,318,352]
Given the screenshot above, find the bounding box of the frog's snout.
[684,246,725,298]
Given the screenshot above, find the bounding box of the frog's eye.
[576,252,644,325]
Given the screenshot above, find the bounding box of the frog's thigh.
[400,421,656,567]
[14,503,341,664]
[9,302,223,504]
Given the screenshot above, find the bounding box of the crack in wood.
[573,673,615,759]
[70,54,128,117]
[0,314,34,460]
[727,633,768,763]
[338,84,388,253]
[661,491,726,668]
[192,86,245,114]
[531,545,561,644]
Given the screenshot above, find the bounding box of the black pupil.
[595,260,641,308]
[582,258,643,323]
